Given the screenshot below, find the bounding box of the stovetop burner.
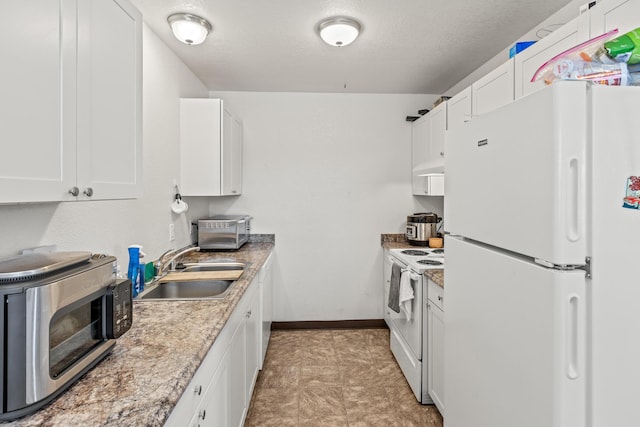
[431,249,444,254]
[401,250,429,256]
[417,259,443,266]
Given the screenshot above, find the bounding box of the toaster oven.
[195,215,252,250]
[0,252,132,420]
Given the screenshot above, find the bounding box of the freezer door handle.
[566,294,581,380]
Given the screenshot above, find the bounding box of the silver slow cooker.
[406,212,442,246]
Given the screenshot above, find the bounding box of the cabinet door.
[515,16,589,99]
[590,0,640,36]
[382,252,393,327]
[228,316,247,427]
[447,86,472,132]
[427,300,445,415]
[412,103,446,196]
[76,0,142,200]
[427,103,447,165]
[221,108,243,195]
[180,99,223,196]
[193,350,230,427]
[231,116,243,194]
[411,116,429,173]
[245,285,261,402]
[472,58,515,115]
[0,1,76,203]
[260,254,273,366]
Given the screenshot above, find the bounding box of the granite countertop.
[2,240,274,427]
[381,234,444,288]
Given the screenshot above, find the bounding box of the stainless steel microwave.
[195,215,251,250]
[0,252,132,420]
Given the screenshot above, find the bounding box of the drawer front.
[428,279,444,311]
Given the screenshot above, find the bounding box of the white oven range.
[383,247,444,403]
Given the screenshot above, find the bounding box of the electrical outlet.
[169,223,176,242]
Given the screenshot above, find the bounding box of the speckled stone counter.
[381,233,444,288]
[381,233,415,250]
[425,270,444,287]
[1,241,274,427]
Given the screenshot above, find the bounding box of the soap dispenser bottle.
[127,245,143,297]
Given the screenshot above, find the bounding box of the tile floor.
[245,328,444,427]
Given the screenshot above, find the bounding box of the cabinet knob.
[246,309,252,318]
[440,152,444,157]
[198,409,207,420]
[438,296,443,301]
[69,187,79,197]
[83,187,94,197]
[194,384,202,395]
[232,190,237,194]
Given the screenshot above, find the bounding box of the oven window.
[49,297,104,378]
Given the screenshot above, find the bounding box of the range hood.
[413,161,444,176]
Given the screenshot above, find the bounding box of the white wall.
[206,92,442,321]
[0,25,209,266]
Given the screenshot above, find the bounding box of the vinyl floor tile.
[299,386,347,419]
[256,365,300,389]
[245,328,444,426]
[300,345,341,366]
[301,365,343,387]
[343,385,396,417]
[299,415,350,427]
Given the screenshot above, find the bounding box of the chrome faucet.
[155,245,200,276]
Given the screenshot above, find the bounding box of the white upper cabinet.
[412,102,446,196]
[180,99,243,197]
[0,0,75,203]
[446,86,472,132]
[515,16,590,99]
[76,0,143,200]
[590,0,640,36]
[0,0,142,203]
[471,58,515,116]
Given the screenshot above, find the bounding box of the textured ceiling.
[130,0,574,94]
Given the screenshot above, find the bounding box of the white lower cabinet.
[228,315,247,427]
[382,251,393,327]
[426,278,445,416]
[244,284,261,415]
[258,253,274,367]
[190,349,230,427]
[166,278,260,427]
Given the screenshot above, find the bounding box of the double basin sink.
[138,262,245,301]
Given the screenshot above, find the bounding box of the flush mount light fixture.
[317,17,361,47]
[167,13,212,45]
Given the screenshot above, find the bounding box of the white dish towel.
[399,270,414,321]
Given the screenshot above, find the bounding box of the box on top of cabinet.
[509,41,537,58]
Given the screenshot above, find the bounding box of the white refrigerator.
[443,81,640,427]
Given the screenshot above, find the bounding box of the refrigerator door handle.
[565,157,582,242]
[566,293,581,380]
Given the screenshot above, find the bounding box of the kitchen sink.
[138,279,235,300]
[179,262,245,272]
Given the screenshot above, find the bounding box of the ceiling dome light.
[167,13,212,45]
[317,17,361,47]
